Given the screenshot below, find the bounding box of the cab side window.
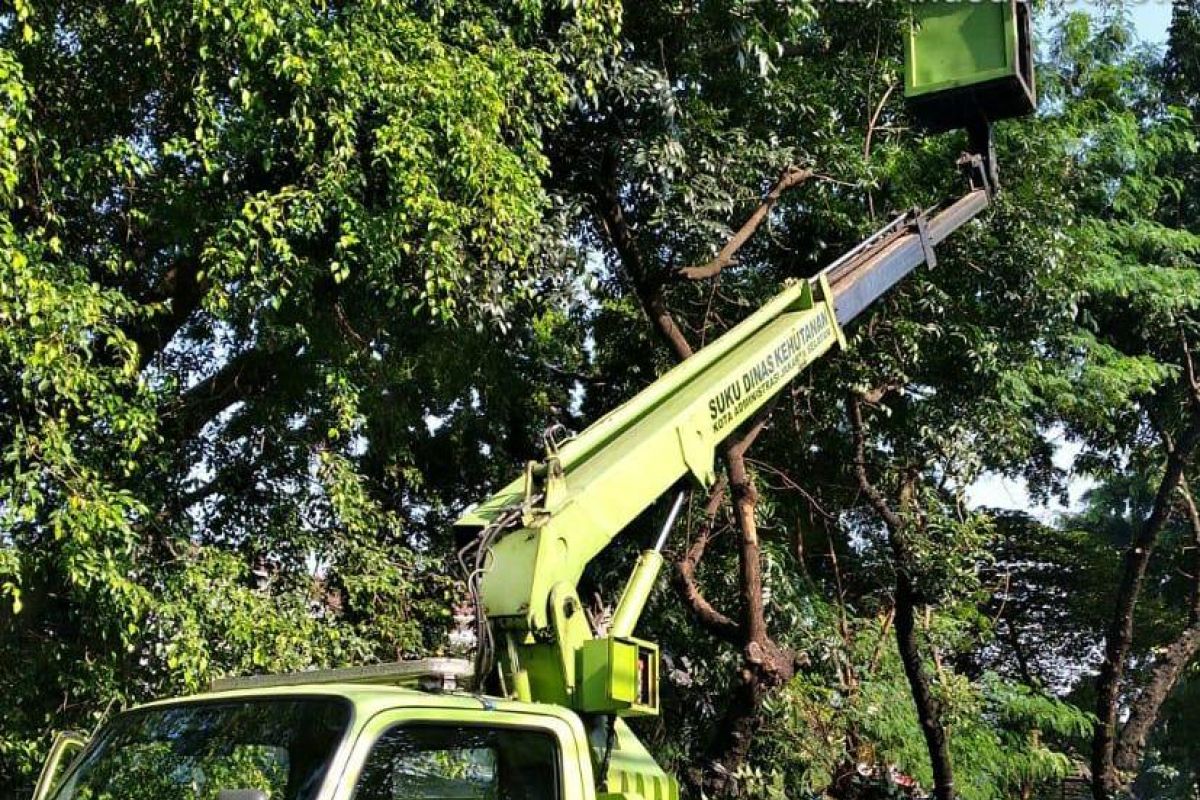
[353,726,559,800]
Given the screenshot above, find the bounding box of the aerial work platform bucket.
[904,0,1036,133]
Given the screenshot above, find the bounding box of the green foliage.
[3,1,1200,799]
[747,612,1091,800]
[0,0,615,791]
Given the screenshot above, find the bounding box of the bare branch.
[164,344,298,442]
[866,608,896,676]
[846,393,954,799]
[846,393,904,533]
[747,457,836,521]
[1178,473,1200,623]
[726,405,776,647]
[860,379,903,406]
[1181,328,1200,405]
[675,477,743,645]
[130,254,209,371]
[596,150,694,359]
[863,82,899,162]
[677,166,815,282]
[827,534,857,690]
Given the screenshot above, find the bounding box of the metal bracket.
[542,422,575,456]
[962,119,997,196]
[522,461,539,509]
[519,424,576,515]
[524,461,567,517]
[816,273,847,349]
[958,152,992,197]
[911,210,937,270]
[676,412,716,487]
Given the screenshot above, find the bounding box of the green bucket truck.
[30,6,1036,800]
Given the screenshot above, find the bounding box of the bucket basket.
[904,0,1036,133]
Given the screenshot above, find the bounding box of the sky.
[1128,2,1173,43]
[1068,1,1173,43]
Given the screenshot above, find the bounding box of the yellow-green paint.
[905,2,1021,98]
[346,701,596,800]
[577,638,659,716]
[109,684,678,800]
[33,731,86,800]
[902,0,1036,132]
[610,550,666,638]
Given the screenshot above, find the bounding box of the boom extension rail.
[827,187,989,324]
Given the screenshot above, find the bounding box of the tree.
[1036,7,1200,796]
[0,0,617,792]
[7,2,1197,798]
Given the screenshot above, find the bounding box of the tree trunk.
[848,395,956,800]
[687,671,769,796]
[1112,473,1200,773]
[894,573,955,800]
[729,427,770,650]
[1091,420,1200,800]
[1113,625,1200,772]
[692,423,799,797]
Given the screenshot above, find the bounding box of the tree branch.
[677,166,814,281]
[847,393,905,532]
[596,149,694,359]
[150,461,259,530]
[675,477,743,644]
[696,405,801,799]
[129,254,209,371]
[1113,623,1200,773]
[866,607,896,676]
[828,533,857,690]
[1181,328,1200,405]
[1180,473,1200,624]
[863,82,898,162]
[164,344,298,442]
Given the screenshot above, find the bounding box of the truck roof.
[133,679,582,727]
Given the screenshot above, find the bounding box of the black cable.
[596,715,618,791]
[456,500,534,692]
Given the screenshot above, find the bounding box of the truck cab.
[35,661,601,800]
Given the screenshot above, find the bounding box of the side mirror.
[32,731,87,800]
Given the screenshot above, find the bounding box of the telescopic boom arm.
[455,159,994,717]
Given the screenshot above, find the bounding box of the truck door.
[335,708,593,800]
[32,731,87,800]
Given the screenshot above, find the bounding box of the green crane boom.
[455,166,991,694]
[453,162,995,799]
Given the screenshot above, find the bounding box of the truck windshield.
[51,698,350,800]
